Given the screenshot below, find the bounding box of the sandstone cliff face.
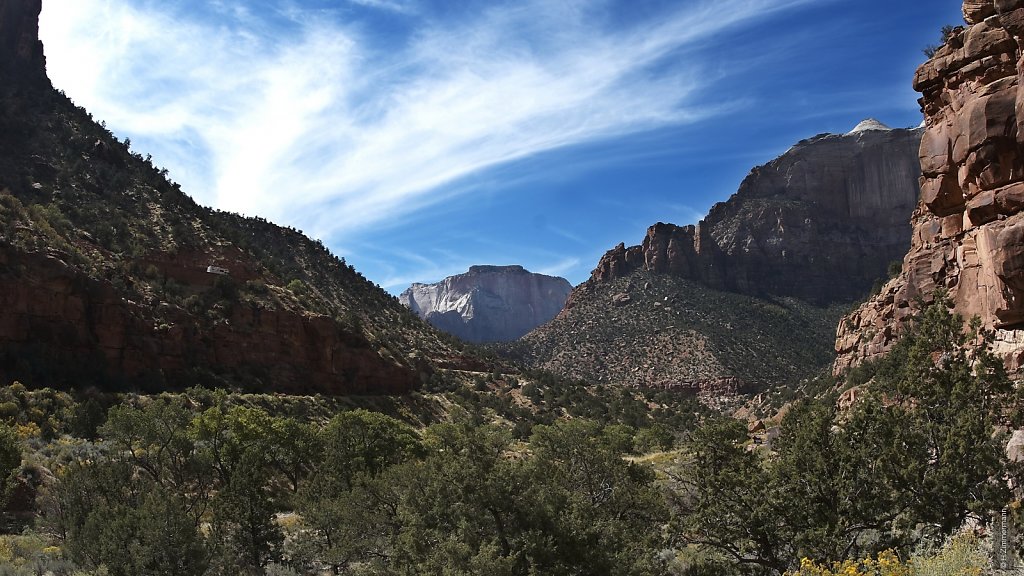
[835,0,1024,373]
[514,122,921,391]
[582,123,922,306]
[400,266,571,343]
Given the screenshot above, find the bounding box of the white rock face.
[847,118,892,134]
[399,265,572,343]
[1007,429,1024,462]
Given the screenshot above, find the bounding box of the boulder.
[1007,429,1024,461]
[964,0,997,23]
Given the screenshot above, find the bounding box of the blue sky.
[40,0,964,292]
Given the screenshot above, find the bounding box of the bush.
[635,423,675,452]
[787,550,910,576]
[788,534,988,576]
[923,24,960,58]
[676,296,1012,572]
[909,533,988,576]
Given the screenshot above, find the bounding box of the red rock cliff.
[0,244,420,394]
[579,124,922,306]
[835,0,1024,373]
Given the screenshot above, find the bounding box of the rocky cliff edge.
[835,0,1024,373]
[574,122,922,307]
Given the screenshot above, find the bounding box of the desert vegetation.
[0,299,1012,575]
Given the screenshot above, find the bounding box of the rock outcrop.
[0,0,44,79]
[835,0,1024,374]
[400,266,571,343]
[581,122,922,306]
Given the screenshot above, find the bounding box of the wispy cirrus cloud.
[536,257,582,278]
[347,0,416,14]
[39,0,816,246]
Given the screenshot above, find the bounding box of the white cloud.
[39,0,815,244]
[536,257,582,279]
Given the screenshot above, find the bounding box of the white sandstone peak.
[848,118,892,134]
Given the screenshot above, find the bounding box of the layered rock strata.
[0,244,420,394]
[512,122,922,390]
[400,266,571,343]
[835,0,1024,373]
[579,122,922,306]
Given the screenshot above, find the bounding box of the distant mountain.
[0,0,476,394]
[504,121,923,391]
[400,265,571,343]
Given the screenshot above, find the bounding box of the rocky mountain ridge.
[835,0,1024,373]
[580,122,923,307]
[504,270,845,394]
[0,0,473,393]
[400,265,571,343]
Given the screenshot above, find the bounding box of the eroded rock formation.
[577,122,922,306]
[400,266,571,343]
[835,0,1024,373]
[0,0,44,78]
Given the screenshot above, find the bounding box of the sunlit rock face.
[580,122,922,306]
[835,0,1024,374]
[400,265,572,343]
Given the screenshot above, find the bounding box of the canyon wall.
[0,244,420,394]
[835,0,1024,373]
[512,122,922,391]
[577,122,922,306]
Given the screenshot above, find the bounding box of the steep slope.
[835,0,1024,374]
[506,271,845,393]
[0,0,470,393]
[399,265,571,343]
[508,123,921,390]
